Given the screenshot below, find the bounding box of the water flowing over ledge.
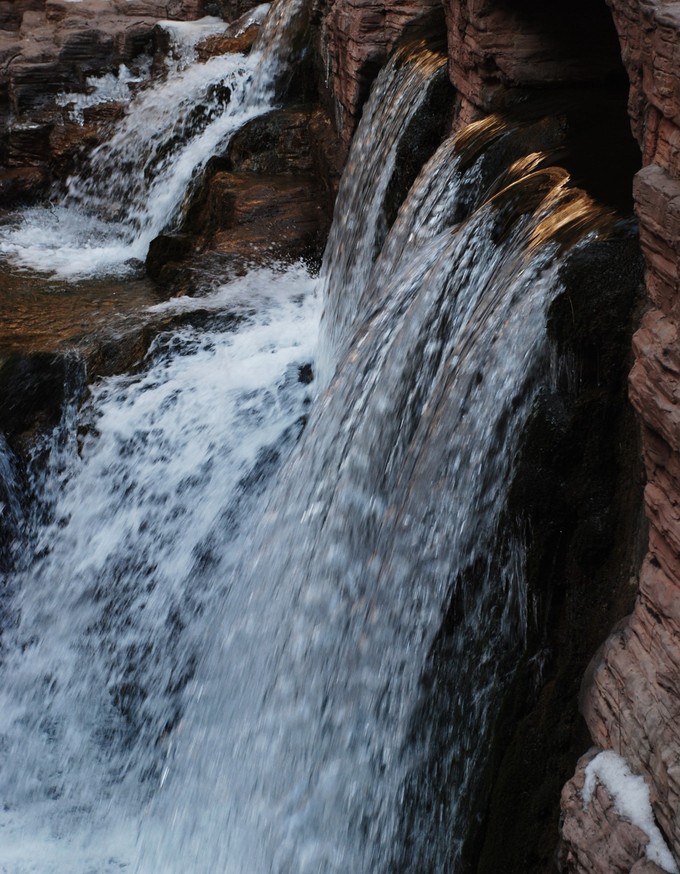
[0,1,297,280]
[0,4,643,873]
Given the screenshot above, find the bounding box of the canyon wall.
[560,1,680,871]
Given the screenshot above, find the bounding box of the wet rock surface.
[147,104,341,287]
[0,0,214,204]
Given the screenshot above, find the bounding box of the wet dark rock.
[190,170,329,257]
[0,352,74,442]
[468,236,646,874]
[147,105,340,285]
[212,0,264,23]
[228,107,320,175]
[9,62,79,113]
[298,363,313,384]
[7,118,54,166]
[58,28,115,75]
[0,164,49,204]
[48,107,123,175]
[146,233,196,282]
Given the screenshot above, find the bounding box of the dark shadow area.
[495,0,624,76]
[506,88,641,215]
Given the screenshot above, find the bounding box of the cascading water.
[0,18,620,874]
[316,44,448,385]
[127,137,612,872]
[0,267,320,873]
[0,2,293,280]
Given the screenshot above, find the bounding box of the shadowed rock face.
[554,3,680,872]
[443,0,625,111]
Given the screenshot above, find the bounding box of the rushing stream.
[0,1,618,871]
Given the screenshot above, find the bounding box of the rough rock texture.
[442,0,626,117]
[559,750,669,874]
[316,0,442,154]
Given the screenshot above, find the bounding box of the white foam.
[583,750,679,873]
[0,52,263,278]
[56,60,152,123]
[0,0,294,280]
[0,264,320,874]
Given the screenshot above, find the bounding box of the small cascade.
[0,0,302,279]
[316,43,448,385]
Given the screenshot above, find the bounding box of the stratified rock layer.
[316,0,441,154]
[554,1,680,870]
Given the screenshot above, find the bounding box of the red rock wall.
[317,0,441,155]
[562,2,680,869]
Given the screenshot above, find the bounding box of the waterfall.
[0,2,297,280]
[0,16,618,874]
[316,43,448,385]
[126,140,611,872]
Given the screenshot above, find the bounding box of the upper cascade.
[0,0,304,279]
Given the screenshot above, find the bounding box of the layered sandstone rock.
[442,0,625,113]
[556,2,680,872]
[316,0,441,154]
